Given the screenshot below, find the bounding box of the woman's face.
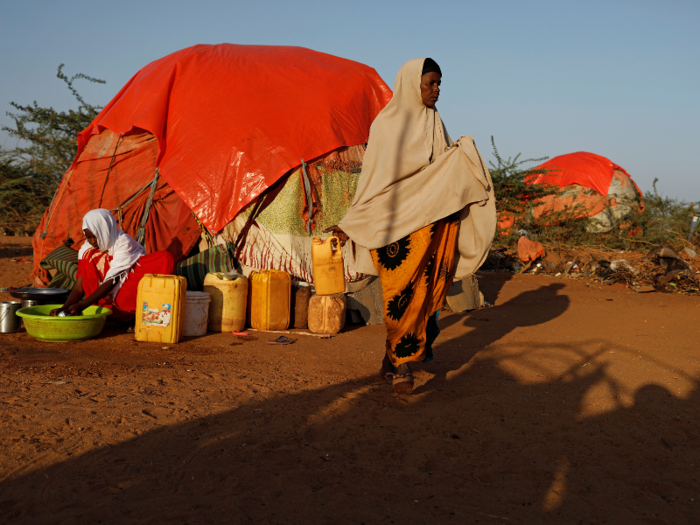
[420,72,441,108]
[83,228,99,249]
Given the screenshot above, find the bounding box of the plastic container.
[291,285,311,329]
[203,273,248,332]
[183,291,211,337]
[0,301,22,333]
[135,274,187,343]
[312,236,346,295]
[248,270,291,330]
[17,304,112,342]
[308,293,346,335]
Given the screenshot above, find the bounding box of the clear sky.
[1,0,698,201]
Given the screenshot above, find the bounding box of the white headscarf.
[78,209,145,291]
[338,58,497,278]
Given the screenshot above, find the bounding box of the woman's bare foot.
[392,362,414,395]
[379,354,396,381]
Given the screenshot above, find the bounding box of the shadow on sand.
[1,281,698,524]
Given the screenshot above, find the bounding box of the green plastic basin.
[16,304,112,342]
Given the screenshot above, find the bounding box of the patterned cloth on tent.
[175,243,237,291]
[222,146,368,283]
[39,244,79,289]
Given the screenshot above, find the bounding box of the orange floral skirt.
[371,215,460,366]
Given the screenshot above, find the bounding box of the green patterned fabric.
[39,243,79,289]
[176,242,237,291]
[240,166,360,236]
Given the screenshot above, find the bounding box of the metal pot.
[0,301,22,333]
[19,299,43,330]
[21,298,42,309]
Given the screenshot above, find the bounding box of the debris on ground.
[517,236,545,263]
[266,336,296,345]
[482,242,699,295]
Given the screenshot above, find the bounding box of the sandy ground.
[1,234,699,524]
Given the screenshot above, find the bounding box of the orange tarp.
[74,44,392,233]
[528,151,643,198]
[32,131,200,285]
[32,44,392,285]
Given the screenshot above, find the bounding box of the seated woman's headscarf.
[79,209,145,290]
[338,58,496,278]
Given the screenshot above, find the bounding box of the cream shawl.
[339,58,497,279]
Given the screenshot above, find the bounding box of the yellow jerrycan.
[311,236,345,295]
[135,274,187,343]
[203,272,248,332]
[247,269,291,330]
[308,293,346,335]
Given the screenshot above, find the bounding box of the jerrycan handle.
[327,235,342,259]
[312,236,342,258]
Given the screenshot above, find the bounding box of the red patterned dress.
[77,248,175,320]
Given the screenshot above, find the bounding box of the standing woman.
[327,58,496,395]
[51,209,175,320]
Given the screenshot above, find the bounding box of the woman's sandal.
[392,363,414,395]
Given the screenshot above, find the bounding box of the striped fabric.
[175,243,237,291]
[39,243,79,289]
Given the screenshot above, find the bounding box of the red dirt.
[1,234,699,524]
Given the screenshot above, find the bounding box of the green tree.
[637,178,694,245]
[488,136,556,216]
[0,65,104,234]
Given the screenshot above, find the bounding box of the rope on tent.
[135,168,160,247]
[98,132,124,208]
[108,178,157,215]
[233,191,274,259]
[301,158,314,235]
[191,212,215,248]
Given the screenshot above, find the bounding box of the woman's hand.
[65,302,85,316]
[322,225,349,247]
[54,276,85,316]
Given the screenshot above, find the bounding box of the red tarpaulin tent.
[499,152,644,233]
[528,151,643,198]
[32,44,392,285]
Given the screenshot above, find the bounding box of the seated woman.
[51,209,175,319]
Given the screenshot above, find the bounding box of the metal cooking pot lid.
[14,288,69,295]
[5,287,70,300]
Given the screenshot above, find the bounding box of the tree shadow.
[437,280,567,343]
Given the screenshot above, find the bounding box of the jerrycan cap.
[209,271,242,281]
